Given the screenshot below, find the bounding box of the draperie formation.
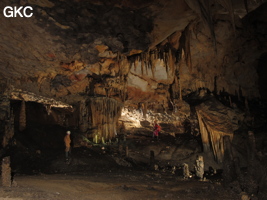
[78,97,123,142]
[90,97,123,142]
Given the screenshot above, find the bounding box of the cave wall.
[0,0,265,103]
[0,0,266,141]
[178,4,267,99]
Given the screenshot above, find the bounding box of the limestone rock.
[196,97,243,162]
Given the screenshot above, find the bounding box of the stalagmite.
[93,134,99,144]
[101,137,105,144]
[172,166,176,174]
[3,110,14,148]
[195,155,204,179]
[183,163,191,179]
[19,100,26,131]
[2,156,11,187]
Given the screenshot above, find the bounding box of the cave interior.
[0,0,267,199]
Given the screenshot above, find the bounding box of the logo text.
[3,6,33,18]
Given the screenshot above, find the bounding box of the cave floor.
[0,133,241,200]
[0,171,240,200]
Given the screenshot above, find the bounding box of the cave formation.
[0,0,267,199]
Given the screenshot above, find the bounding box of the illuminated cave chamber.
[0,0,267,198]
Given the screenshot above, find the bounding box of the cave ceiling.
[0,0,266,106]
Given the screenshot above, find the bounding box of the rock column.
[2,156,11,187]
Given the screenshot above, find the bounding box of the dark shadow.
[257,52,267,100]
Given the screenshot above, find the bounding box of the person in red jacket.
[153,121,161,140]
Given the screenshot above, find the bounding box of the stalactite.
[90,97,122,141]
[117,57,129,103]
[148,51,153,70]
[179,24,192,72]
[144,52,149,75]
[168,48,174,76]
[19,100,26,131]
[79,100,89,132]
[163,51,169,73]
[141,53,144,75]
[170,55,182,100]
[151,53,156,78]
[176,53,181,98]
[179,76,182,100]
[155,48,158,60]
[133,58,138,72]
[117,53,122,77]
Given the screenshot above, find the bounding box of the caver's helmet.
[66,131,71,134]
